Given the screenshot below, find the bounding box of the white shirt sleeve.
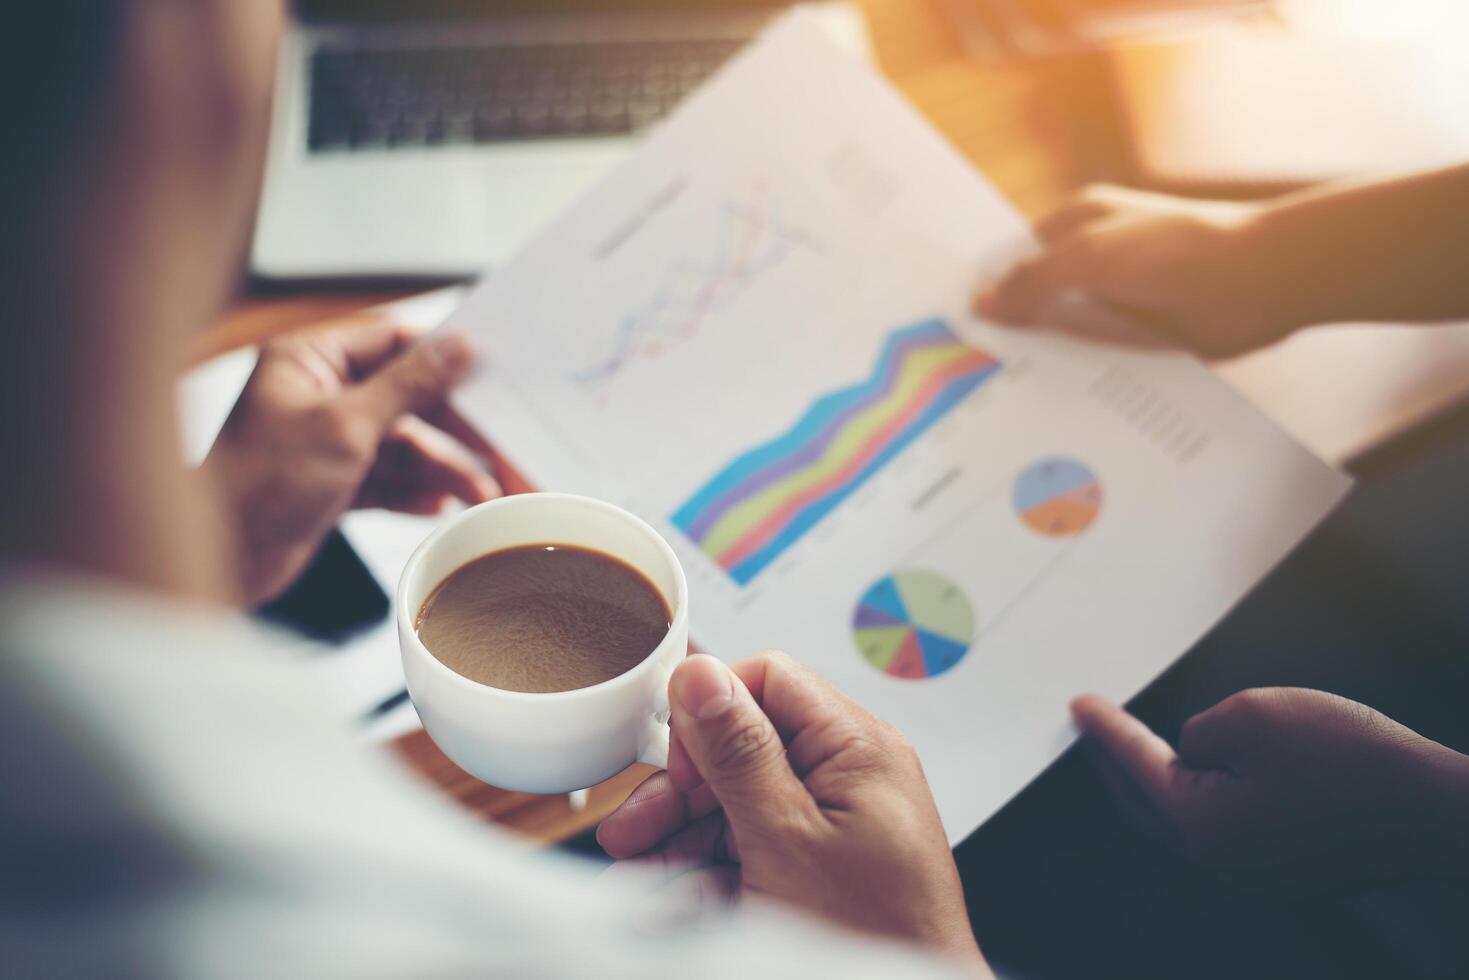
[0,577,968,979]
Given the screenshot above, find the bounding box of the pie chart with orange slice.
[852,571,975,680]
[1014,458,1102,537]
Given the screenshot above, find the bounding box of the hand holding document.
[442,12,1349,842]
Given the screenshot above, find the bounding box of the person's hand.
[1072,688,1469,883]
[974,185,1291,358]
[597,652,987,971]
[203,316,500,606]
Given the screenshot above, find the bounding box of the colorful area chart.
[1014,458,1102,536]
[672,319,1002,584]
[853,571,975,680]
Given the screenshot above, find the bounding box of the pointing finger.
[1070,694,1181,813]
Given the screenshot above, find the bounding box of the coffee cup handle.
[635,686,672,770]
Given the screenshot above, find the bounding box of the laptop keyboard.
[307,39,743,153]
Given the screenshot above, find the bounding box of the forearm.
[1250,162,1469,329]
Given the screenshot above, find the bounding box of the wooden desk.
[207,0,1469,846]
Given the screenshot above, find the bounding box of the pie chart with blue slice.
[852,571,975,680]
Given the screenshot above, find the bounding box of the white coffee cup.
[397,493,687,794]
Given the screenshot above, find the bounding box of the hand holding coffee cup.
[398,493,687,794]
[597,652,985,966]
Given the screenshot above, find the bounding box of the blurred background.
[239,0,1469,289]
[223,0,1469,351]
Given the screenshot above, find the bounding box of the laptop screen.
[297,1,789,21]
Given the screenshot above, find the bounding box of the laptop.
[252,0,868,281]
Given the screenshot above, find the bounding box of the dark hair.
[0,4,123,557]
[0,4,122,239]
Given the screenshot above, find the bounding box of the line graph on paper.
[571,185,820,399]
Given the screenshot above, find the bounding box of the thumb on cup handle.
[668,654,821,833]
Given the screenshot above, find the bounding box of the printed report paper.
[443,12,1350,841]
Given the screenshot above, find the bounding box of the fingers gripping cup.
[398,494,687,794]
